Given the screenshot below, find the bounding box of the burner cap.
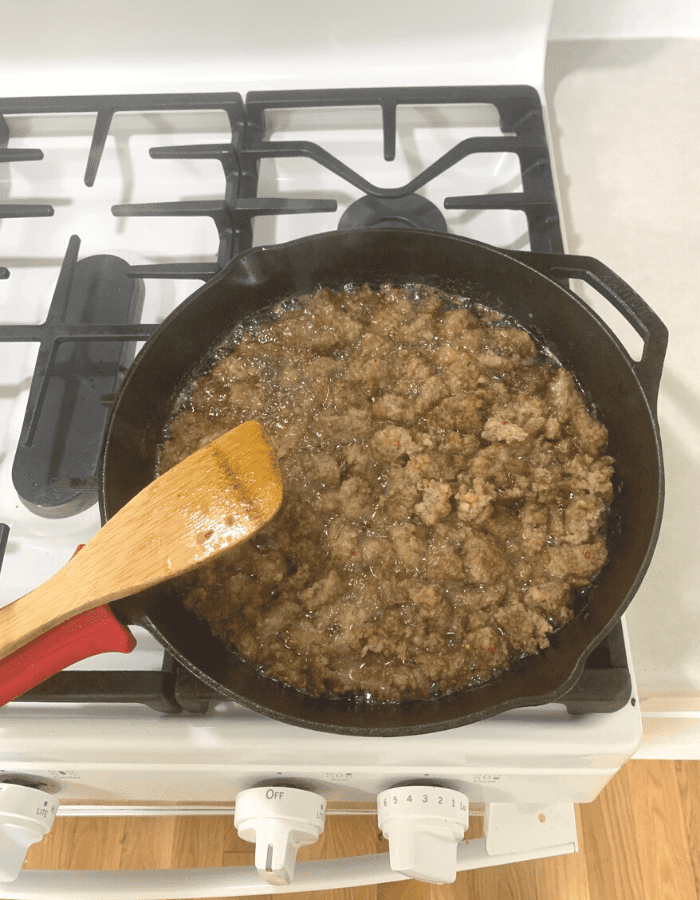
[338,194,448,233]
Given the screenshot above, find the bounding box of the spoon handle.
[0,527,142,660]
[0,607,136,706]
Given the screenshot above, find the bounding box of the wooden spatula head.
[0,420,283,660]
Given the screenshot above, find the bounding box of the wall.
[550,0,700,40]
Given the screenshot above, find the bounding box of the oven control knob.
[0,783,59,882]
[377,785,469,884]
[234,786,326,886]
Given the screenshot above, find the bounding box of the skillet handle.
[503,250,668,412]
[0,606,136,707]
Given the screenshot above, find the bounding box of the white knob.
[234,786,326,886]
[377,785,469,884]
[0,783,59,883]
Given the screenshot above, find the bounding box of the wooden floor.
[25,759,700,899]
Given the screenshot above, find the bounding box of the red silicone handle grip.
[0,605,136,707]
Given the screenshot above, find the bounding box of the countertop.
[544,38,700,754]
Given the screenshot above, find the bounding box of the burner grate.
[0,109,53,279]
[0,92,247,278]
[1,236,151,516]
[244,85,564,252]
[0,93,248,515]
[0,85,629,716]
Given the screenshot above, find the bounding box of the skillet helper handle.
[0,606,136,707]
[505,250,668,412]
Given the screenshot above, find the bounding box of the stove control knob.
[234,786,326,886]
[0,783,59,882]
[377,785,469,884]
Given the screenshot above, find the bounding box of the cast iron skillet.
[100,229,668,735]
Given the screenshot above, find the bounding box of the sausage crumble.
[156,285,614,701]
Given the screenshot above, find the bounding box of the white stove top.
[0,81,644,802]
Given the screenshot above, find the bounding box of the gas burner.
[338,194,448,233]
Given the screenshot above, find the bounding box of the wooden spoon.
[0,420,283,662]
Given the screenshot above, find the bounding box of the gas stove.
[0,2,660,894]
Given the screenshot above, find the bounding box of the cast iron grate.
[1,236,152,517]
[243,85,563,252]
[0,85,628,715]
[0,110,53,280]
[0,92,248,278]
[0,92,249,516]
